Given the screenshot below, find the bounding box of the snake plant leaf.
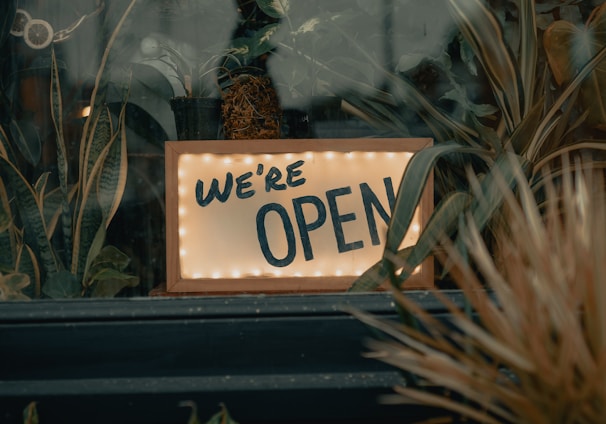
[41,187,77,245]
[544,3,606,131]
[50,48,67,191]
[33,172,50,198]
[0,178,15,274]
[97,101,128,226]
[79,99,128,284]
[0,1,16,48]
[0,155,59,277]
[82,107,113,193]
[16,242,40,298]
[9,119,41,166]
[447,0,523,133]
[0,196,9,234]
[42,270,81,299]
[72,190,103,282]
[50,47,73,261]
[72,106,117,280]
[255,0,289,19]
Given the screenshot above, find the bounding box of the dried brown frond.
[355,159,606,424]
[222,75,282,140]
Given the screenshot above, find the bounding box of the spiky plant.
[353,157,606,423]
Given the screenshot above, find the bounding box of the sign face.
[165,138,433,293]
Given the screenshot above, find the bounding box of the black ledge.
[0,291,465,424]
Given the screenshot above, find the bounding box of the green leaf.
[385,142,489,255]
[351,191,472,291]
[72,106,116,279]
[9,119,41,166]
[0,197,10,233]
[89,245,131,273]
[251,23,281,57]
[446,152,526,273]
[255,0,289,18]
[0,2,16,48]
[205,404,239,424]
[0,272,30,301]
[22,401,39,424]
[447,0,523,133]
[42,270,81,299]
[16,243,40,298]
[0,155,59,277]
[180,401,201,424]
[50,47,73,265]
[515,0,539,115]
[90,269,139,298]
[86,245,138,297]
[97,102,128,226]
[394,191,473,287]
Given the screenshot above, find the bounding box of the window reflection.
[0,0,521,299]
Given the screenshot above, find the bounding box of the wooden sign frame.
[165,138,433,294]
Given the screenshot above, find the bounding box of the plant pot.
[170,97,222,140]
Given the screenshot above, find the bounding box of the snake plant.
[0,0,139,299]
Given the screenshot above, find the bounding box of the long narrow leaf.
[16,243,41,298]
[97,94,129,226]
[447,0,523,133]
[50,47,73,267]
[79,0,138,188]
[514,0,538,115]
[527,44,606,160]
[449,152,526,270]
[71,125,118,278]
[393,191,472,287]
[0,156,59,276]
[385,142,490,255]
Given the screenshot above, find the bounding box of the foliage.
[181,401,240,424]
[0,0,140,299]
[352,157,606,423]
[21,400,239,423]
[271,0,606,289]
[138,0,280,98]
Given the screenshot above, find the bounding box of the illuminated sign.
[165,138,433,293]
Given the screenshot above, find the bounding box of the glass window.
[1,0,602,300]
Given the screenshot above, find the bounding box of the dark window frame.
[0,291,465,423]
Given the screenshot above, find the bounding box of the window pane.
[2,1,597,300]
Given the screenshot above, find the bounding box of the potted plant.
[265,2,354,138]
[134,0,282,141]
[0,0,140,299]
